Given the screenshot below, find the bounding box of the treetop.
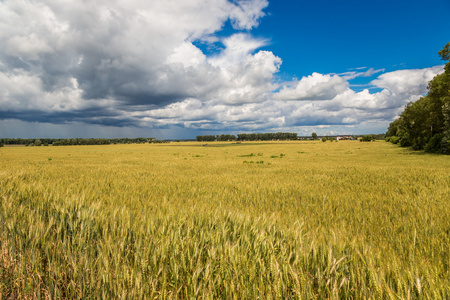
[438,42,450,61]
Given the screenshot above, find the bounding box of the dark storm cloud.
[0,105,143,128]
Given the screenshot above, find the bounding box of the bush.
[399,137,411,147]
[360,135,373,142]
[425,133,445,153]
[386,136,401,144]
[441,137,450,155]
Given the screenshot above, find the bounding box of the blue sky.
[246,0,449,86]
[0,0,449,139]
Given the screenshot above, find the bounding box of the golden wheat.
[0,141,449,299]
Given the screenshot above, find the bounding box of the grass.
[0,141,449,299]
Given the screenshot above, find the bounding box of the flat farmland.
[1,141,449,299]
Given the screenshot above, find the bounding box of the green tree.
[360,135,373,142]
[386,43,450,154]
[312,132,318,140]
[438,42,450,61]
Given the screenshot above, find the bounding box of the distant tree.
[312,132,318,140]
[237,134,247,141]
[217,134,236,141]
[196,135,216,142]
[321,137,327,142]
[360,135,374,142]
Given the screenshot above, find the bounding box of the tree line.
[0,137,158,146]
[196,132,298,142]
[386,43,450,154]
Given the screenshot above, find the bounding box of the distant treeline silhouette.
[196,132,298,142]
[0,133,388,147]
[0,137,161,146]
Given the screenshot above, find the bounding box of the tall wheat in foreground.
[1,141,449,299]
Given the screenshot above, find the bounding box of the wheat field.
[1,141,449,299]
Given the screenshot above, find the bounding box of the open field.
[1,141,449,299]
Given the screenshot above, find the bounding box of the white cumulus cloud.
[0,0,274,126]
[371,66,444,96]
[0,0,446,137]
[274,73,348,101]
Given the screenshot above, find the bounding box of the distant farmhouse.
[336,136,354,141]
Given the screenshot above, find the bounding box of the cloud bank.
[0,0,445,137]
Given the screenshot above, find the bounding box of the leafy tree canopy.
[386,43,450,154]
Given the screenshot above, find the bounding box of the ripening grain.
[1,141,449,299]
